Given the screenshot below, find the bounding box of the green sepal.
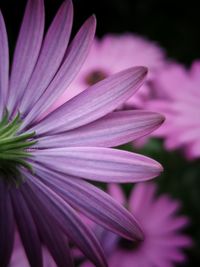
[0,112,37,186]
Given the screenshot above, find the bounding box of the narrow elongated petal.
[33,147,163,182]
[22,16,96,130]
[22,177,107,267]
[21,183,74,267]
[36,111,164,148]
[19,0,73,115]
[7,0,45,114]
[10,189,43,267]
[31,66,147,135]
[0,12,9,116]
[0,181,15,267]
[33,164,143,240]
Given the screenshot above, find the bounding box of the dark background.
[1,0,200,65]
[1,0,200,266]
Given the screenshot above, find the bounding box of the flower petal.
[0,11,9,116]
[31,66,147,135]
[7,0,45,114]
[107,184,126,205]
[19,0,73,115]
[22,16,96,130]
[33,164,144,241]
[0,181,15,267]
[21,182,74,267]
[32,147,163,182]
[36,110,164,148]
[10,189,43,267]
[22,176,107,267]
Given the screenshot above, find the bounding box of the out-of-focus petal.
[107,184,126,205]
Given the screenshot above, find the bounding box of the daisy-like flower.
[146,61,200,159]
[0,1,164,266]
[52,33,165,110]
[81,183,192,267]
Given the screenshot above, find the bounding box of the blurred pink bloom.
[146,61,200,159]
[81,182,192,267]
[53,34,165,110]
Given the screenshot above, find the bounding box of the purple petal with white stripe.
[31,66,147,135]
[21,16,96,130]
[10,189,43,267]
[32,147,163,182]
[7,0,45,114]
[19,0,73,115]
[21,183,74,267]
[36,110,164,148]
[23,176,107,267]
[0,12,9,116]
[33,164,144,240]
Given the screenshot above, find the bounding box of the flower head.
[81,183,192,267]
[0,1,163,266]
[146,61,200,159]
[53,34,165,110]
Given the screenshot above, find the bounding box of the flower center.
[85,69,108,86]
[0,110,36,186]
[118,237,142,251]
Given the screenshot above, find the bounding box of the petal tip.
[135,226,145,242]
[88,14,97,29]
[134,66,148,77]
[154,112,166,127]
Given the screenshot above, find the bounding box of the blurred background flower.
[80,182,192,267]
[53,34,165,110]
[145,61,200,160]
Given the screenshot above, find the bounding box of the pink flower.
[81,183,192,267]
[53,34,165,110]
[147,61,200,159]
[0,1,164,266]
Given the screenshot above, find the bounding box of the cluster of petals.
[81,182,192,267]
[0,0,164,267]
[53,33,165,110]
[146,61,200,159]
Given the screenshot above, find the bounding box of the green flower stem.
[0,112,37,185]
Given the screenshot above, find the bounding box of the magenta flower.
[146,61,200,159]
[0,1,164,266]
[52,34,165,111]
[81,183,192,267]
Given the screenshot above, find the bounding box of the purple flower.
[9,235,56,267]
[52,34,165,111]
[81,183,192,267]
[146,61,200,159]
[0,1,164,266]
